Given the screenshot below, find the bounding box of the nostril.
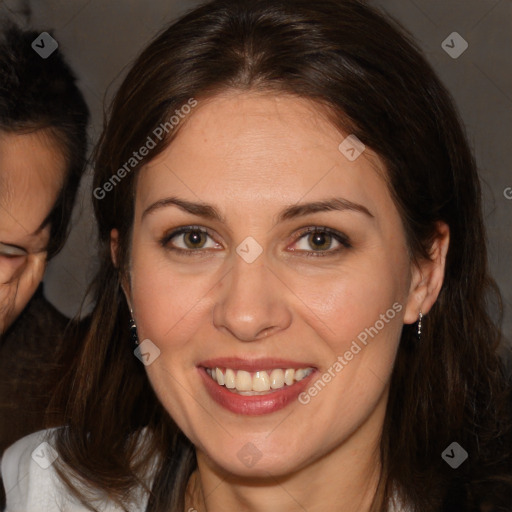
[259,326,276,339]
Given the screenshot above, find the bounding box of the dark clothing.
[0,284,85,508]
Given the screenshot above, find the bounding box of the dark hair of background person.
[0,22,89,259]
[0,22,90,508]
[47,0,512,510]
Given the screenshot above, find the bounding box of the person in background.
[0,22,89,508]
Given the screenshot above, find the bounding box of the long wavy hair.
[48,1,512,510]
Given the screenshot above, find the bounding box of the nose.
[212,251,292,342]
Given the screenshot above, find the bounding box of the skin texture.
[0,129,66,335]
[113,92,449,512]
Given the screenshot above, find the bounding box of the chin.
[198,434,316,480]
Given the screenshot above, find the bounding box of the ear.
[110,228,132,310]
[403,221,450,324]
[110,228,120,268]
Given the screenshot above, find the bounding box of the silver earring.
[417,311,423,340]
[129,310,139,347]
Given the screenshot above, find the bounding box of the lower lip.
[198,367,316,415]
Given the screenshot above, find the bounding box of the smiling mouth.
[204,367,314,395]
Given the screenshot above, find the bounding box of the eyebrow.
[142,196,374,225]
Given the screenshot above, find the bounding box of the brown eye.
[307,231,333,251]
[183,229,208,249]
[290,227,351,257]
[160,226,221,256]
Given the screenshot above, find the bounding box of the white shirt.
[2,428,411,512]
[1,428,150,512]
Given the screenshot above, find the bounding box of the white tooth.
[216,368,225,385]
[211,368,218,382]
[225,368,236,389]
[284,369,295,386]
[235,370,252,391]
[270,369,285,389]
[253,371,270,392]
[294,369,308,381]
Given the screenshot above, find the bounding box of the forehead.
[0,129,67,190]
[0,129,67,239]
[137,92,393,222]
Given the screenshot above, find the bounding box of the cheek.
[290,258,404,344]
[0,256,27,284]
[12,281,39,316]
[16,257,46,304]
[130,249,216,349]
[0,261,45,332]
[129,250,214,434]
[289,258,405,410]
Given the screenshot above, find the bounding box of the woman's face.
[121,92,434,478]
[0,130,65,334]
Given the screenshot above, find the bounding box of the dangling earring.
[417,311,423,340]
[129,310,139,347]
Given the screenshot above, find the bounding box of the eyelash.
[159,225,352,258]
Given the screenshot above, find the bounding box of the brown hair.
[48,1,512,510]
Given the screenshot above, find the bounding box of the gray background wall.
[1,0,511,338]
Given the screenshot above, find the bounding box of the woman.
[0,22,89,507]
[3,0,511,511]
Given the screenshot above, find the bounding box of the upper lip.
[198,357,316,372]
